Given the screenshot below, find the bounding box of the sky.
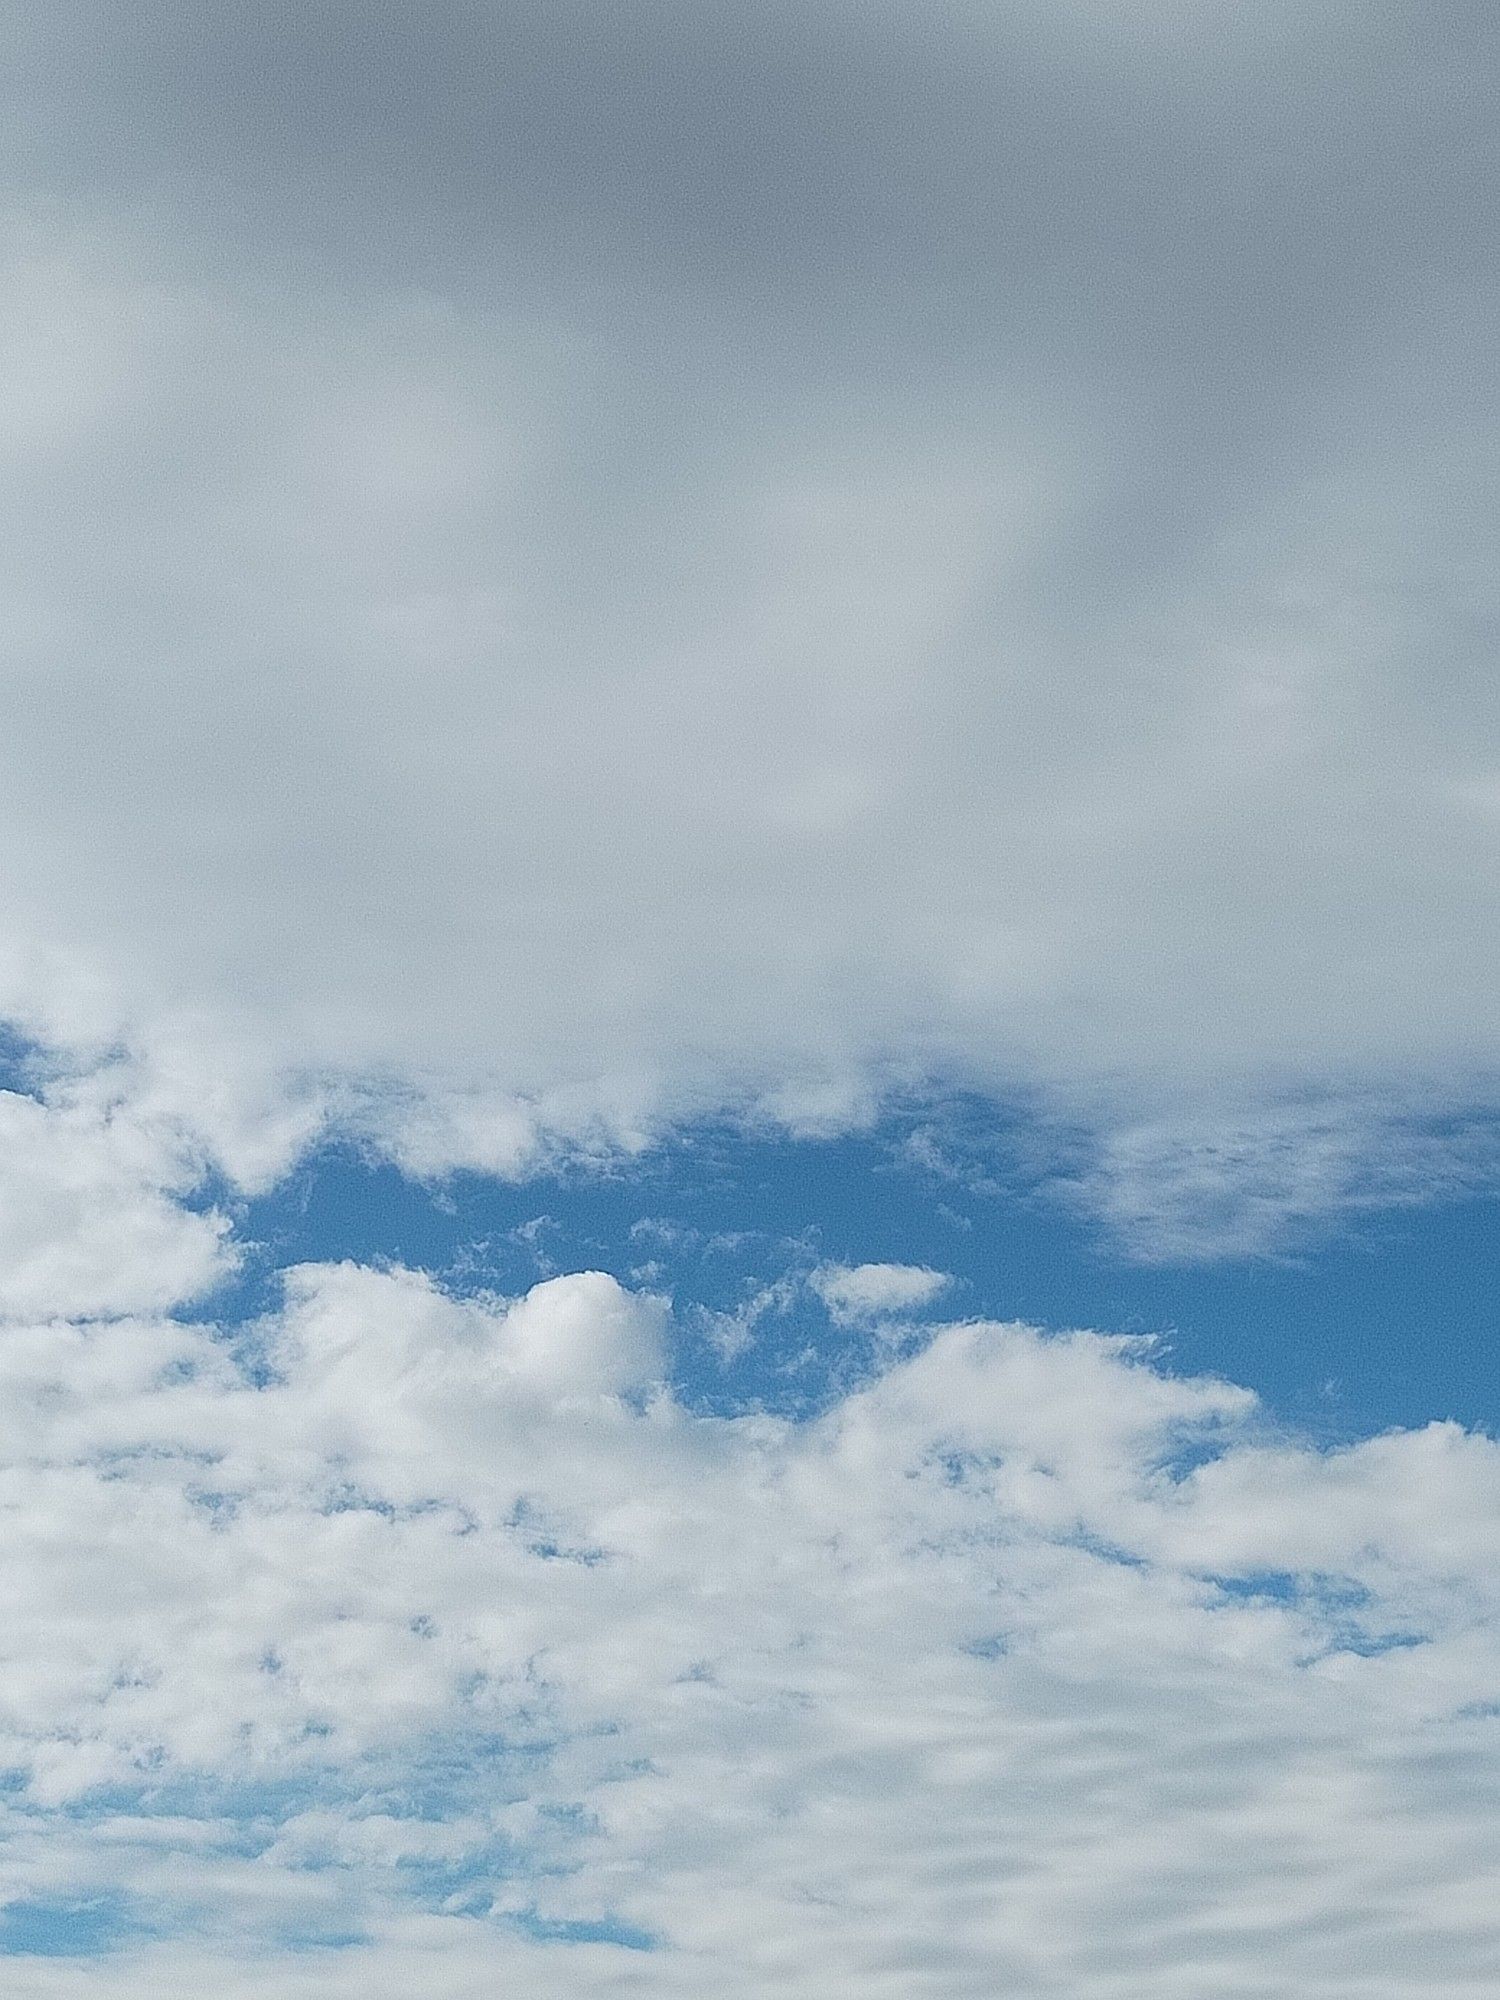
[0,3,1497,1994]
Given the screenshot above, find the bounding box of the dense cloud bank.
[0,4,1497,1240]
[0,1261,1494,1994]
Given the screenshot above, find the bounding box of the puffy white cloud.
[0,1089,231,1320]
[810,1261,951,1326]
[0,1263,1493,1992]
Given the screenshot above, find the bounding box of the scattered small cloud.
[810,1260,952,1327]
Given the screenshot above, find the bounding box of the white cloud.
[0,1264,1493,1991]
[0,1089,231,1320]
[810,1261,951,1326]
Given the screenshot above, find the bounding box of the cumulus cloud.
[810,1261,951,1326]
[0,4,1494,1239]
[0,1263,1493,1992]
[0,1088,231,1320]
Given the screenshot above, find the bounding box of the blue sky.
[0,4,1497,1995]
[236,1110,1500,1439]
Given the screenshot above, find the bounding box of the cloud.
[0,6,1494,1242]
[1,13,1496,1988]
[0,1088,231,1320]
[810,1261,951,1326]
[0,1263,1494,1991]
[1051,1098,1500,1263]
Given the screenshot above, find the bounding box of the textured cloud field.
[0,1259,1496,1995]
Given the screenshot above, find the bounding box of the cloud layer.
[0,3,1497,1232]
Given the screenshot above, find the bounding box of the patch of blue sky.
[268,1925,373,1952]
[1204,1573,1427,1658]
[508,1908,660,1951]
[223,1097,1500,1440]
[0,1025,43,1098]
[961,1634,1010,1661]
[0,1028,144,1104]
[1205,1571,1305,1607]
[44,1732,547,1850]
[1325,1629,1427,1660]
[0,1893,141,1958]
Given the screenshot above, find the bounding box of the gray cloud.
[0,2,1497,1232]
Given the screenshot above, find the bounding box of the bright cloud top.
[0,1261,1494,1995]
